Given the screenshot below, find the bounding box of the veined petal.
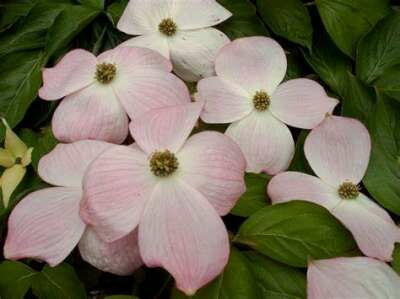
[268,172,341,210]
[0,149,15,168]
[215,37,287,95]
[38,140,114,188]
[225,111,294,175]
[1,164,26,207]
[130,102,203,155]
[52,84,129,144]
[2,119,28,159]
[38,49,96,100]
[120,35,170,59]
[79,228,142,275]
[21,147,33,167]
[169,28,230,82]
[81,145,155,242]
[198,76,253,123]
[304,115,371,187]
[178,131,246,215]
[4,187,85,266]
[270,79,338,129]
[139,179,230,295]
[308,257,400,299]
[332,193,400,261]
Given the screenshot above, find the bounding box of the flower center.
[14,157,22,165]
[253,90,270,111]
[95,63,117,84]
[150,150,179,177]
[158,18,177,36]
[338,182,359,200]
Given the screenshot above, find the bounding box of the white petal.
[120,35,170,59]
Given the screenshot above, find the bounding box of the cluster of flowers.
[3,0,400,297]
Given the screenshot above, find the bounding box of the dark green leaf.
[79,0,104,10]
[104,296,138,299]
[289,130,313,175]
[357,12,400,84]
[231,173,269,217]
[0,261,36,299]
[0,0,35,31]
[235,201,357,267]
[106,0,128,26]
[391,243,400,275]
[256,0,312,49]
[316,0,390,58]
[375,65,400,101]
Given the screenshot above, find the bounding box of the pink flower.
[80,102,246,295]
[4,140,142,275]
[117,0,232,82]
[268,115,400,261]
[197,37,338,174]
[308,257,400,298]
[39,46,191,143]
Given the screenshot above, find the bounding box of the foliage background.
[0,0,399,298]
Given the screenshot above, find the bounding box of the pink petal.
[270,79,339,129]
[4,187,85,266]
[225,111,294,174]
[139,180,229,295]
[39,49,96,100]
[120,35,170,59]
[52,84,129,144]
[304,115,371,187]
[130,102,203,155]
[332,193,400,261]
[215,37,287,95]
[113,70,191,120]
[81,145,155,242]
[38,140,114,188]
[177,131,246,215]
[169,28,230,82]
[267,172,341,210]
[198,76,253,123]
[79,228,142,275]
[173,0,232,30]
[308,257,400,299]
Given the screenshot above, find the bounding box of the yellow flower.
[0,119,33,207]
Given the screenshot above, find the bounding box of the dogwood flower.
[0,119,33,207]
[80,102,246,295]
[268,115,400,261]
[308,257,400,298]
[4,140,142,275]
[117,0,232,82]
[197,36,338,174]
[39,46,191,143]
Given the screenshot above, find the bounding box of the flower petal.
[169,28,230,82]
[304,115,371,187]
[120,35,170,59]
[267,171,341,210]
[178,131,246,215]
[1,165,26,207]
[332,193,400,261]
[215,37,287,95]
[173,0,231,30]
[79,228,142,275]
[308,257,400,299]
[130,102,203,154]
[51,83,129,144]
[198,76,252,123]
[270,79,339,129]
[81,145,155,242]
[4,187,85,266]
[113,70,191,120]
[139,180,229,295]
[38,49,96,100]
[0,149,15,168]
[38,140,114,188]
[2,118,28,159]
[225,111,294,174]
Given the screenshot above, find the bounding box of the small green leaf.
[375,65,400,102]
[289,130,313,175]
[391,243,400,275]
[257,0,312,49]
[235,201,357,267]
[0,261,36,299]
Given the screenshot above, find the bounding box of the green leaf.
[256,0,312,49]
[106,0,128,26]
[391,243,400,275]
[78,0,104,10]
[0,261,36,299]
[244,251,306,299]
[0,0,35,31]
[231,173,269,217]
[171,247,260,299]
[217,0,269,39]
[235,201,357,267]
[32,263,86,299]
[289,130,313,175]
[316,0,390,58]
[375,65,400,101]
[356,12,400,84]
[363,94,400,215]
[104,296,138,299]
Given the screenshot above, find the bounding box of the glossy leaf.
[0,261,36,299]
[375,65,400,102]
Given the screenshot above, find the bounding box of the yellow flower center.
[95,63,117,84]
[150,150,179,177]
[338,182,359,199]
[253,90,270,111]
[158,18,177,36]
